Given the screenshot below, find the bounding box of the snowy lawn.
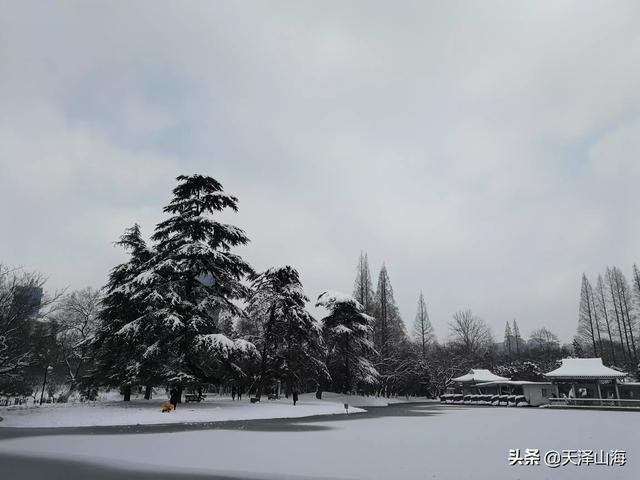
[1,405,638,479]
[0,395,367,428]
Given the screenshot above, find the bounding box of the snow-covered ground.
[0,391,430,428]
[1,405,637,479]
[0,395,367,428]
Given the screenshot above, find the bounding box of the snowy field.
[1,404,638,479]
[0,393,385,428]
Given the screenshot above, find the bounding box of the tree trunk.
[176,385,183,404]
[256,304,277,399]
[617,278,638,362]
[123,385,131,402]
[144,385,153,400]
[608,271,628,362]
[598,280,616,363]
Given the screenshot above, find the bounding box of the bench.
[184,394,206,403]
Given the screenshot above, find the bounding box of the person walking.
[231,386,237,401]
[169,388,179,410]
[292,391,299,406]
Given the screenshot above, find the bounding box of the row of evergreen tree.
[90,175,389,399]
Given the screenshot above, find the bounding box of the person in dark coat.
[231,386,237,401]
[292,391,299,406]
[169,388,179,410]
[237,386,242,401]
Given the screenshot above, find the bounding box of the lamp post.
[40,365,53,405]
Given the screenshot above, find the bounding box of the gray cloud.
[2,1,640,342]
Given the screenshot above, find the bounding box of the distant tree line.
[3,174,636,403]
[576,267,639,370]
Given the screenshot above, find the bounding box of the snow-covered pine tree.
[412,291,434,359]
[92,224,158,400]
[353,252,374,315]
[317,291,378,394]
[503,321,513,357]
[129,175,256,389]
[247,266,328,399]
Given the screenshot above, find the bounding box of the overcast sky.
[2,1,640,342]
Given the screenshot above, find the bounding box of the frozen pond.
[0,403,638,479]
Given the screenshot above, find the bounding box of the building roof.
[474,380,553,387]
[452,369,510,383]
[544,358,626,380]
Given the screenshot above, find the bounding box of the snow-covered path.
[0,404,638,479]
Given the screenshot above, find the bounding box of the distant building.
[13,286,43,319]
[544,357,627,402]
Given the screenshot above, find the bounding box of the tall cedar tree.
[91,225,157,398]
[413,291,434,358]
[577,274,599,356]
[353,252,374,315]
[512,319,522,355]
[127,175,255,387]
[606,267,630,363]
[503,321,513,356]
[317,292,378,394]
[611,267,637,361]
[595,274,617,363]
[373,265,406,373]
[633,265,640,305]
[247,266,328,398]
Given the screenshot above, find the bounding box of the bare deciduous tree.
[448,310,493,354]
[529,327,560,356]
[55,287,102,396]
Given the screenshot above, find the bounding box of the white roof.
[452,369,510,383]
[474,380,553,387]
[544,358,626,379]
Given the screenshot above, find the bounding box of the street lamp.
[39,365,54,405]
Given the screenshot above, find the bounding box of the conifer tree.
[512,319,522,355]
[317,292,378,393]
[120,175,255,389]
[503,321,513,356]
[92,224,156,399]
[578,274,599,356]
[606,267,629,363]
[247,266,328,399]
[595,274,617,363]
[373,265,406,371]
[611,267,637,362]
[353,252,374,315]
[412,291,434,358]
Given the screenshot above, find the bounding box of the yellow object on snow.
[161,402,174,413]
